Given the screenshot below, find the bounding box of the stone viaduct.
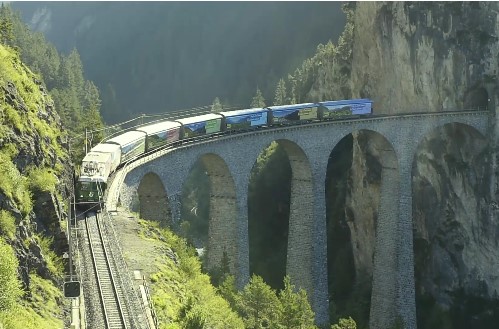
[107,109,493,329]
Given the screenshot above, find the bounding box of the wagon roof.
[319,98,372,106]
[267,102,318,111]
[91,143,121,154]
[82,151,112,163]
[220,108,268,117]
[106,131,146,146]
[176,113,223,125]
[135,121,181,134]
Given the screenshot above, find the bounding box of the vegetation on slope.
[1,3,105,163]
[0,43,67,329]
[135,219,358,329]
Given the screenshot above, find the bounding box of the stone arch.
[248,139,315,293]
[137,172,171,225]
[325,129,399,328]
[411,122,494,329]
[183,153,238,275]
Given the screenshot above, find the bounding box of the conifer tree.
[274,78,287,105]
[237,275,282,329]
[250,87,266,108]
[0,4,15,46]
[279,276,316,328]
[211,97,223,113]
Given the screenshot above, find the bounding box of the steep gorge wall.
[350,2,499,113]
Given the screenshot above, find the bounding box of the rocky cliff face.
[412,124,495,305]
[350,1,498,113]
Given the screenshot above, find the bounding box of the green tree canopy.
[0,239,22,311]
[331,317,357,329]
[237,275,282,329]
[279,276,316,329]
[211,96,223,113]
[250,87,266,108]
[274,78,287,105]
[0,4,15,46]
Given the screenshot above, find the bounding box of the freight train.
[75,98,372,206]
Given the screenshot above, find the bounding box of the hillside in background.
[12,1,346,123]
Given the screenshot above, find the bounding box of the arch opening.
[248,141,291,290]
[248,139,314,293]
[325,129,398,329]
[180,153,238,284]
[137,172,171,226]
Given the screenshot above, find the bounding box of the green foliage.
[250,87,266,108]
[331,317,357,329]
[0,4,15,46]
[217,275,240,310]
[0,239,22,311]
[273,78,287,106]
[226,274,318,329]
[0,210,16,239]
[0,273,64,329]
[0,152,33,216]
[236,275,282,329]
[279,276,316,329]
[278,3,356,103]
[139,220,245,328]
[209,249,231,286]
[34,235,64,277]
[1,5,105,164]
[211,97,223,113]
[0,44,67,169]
[27,166,57,194]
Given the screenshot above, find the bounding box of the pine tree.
[274,78,287,106]
[237,275,282,329]
[83,81,105,146]
[0,4,15,46]
[279,276,316,328]
[250,87,266,108]
[211,97,223,113]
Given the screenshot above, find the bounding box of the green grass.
[0,273,64,329]
[0,152,33,216]
[34,235,64,277]
[0,210,16,240]
[137,219,244,329]
[27,166,57,194]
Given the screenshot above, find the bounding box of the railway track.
[85,212,131,329]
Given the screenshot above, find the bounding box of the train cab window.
[79,182,90,191]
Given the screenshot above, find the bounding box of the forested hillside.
[12,1,346,123]
[1,4,105,162]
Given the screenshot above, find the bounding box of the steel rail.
[85,212,129,329]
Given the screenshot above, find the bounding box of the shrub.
[27,166,57,194]
[0,210,16,239]
[0,239,22,311]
